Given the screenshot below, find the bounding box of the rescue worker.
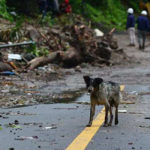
[137,10,149,50]
[126,8,136,46]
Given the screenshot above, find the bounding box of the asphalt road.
[1,83,150,150]
[0,93,103,150]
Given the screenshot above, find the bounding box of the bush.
[0,0,13,20]
[70,0,126,30]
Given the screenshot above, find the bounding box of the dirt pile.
[25,24,130,69]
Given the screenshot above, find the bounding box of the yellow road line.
[66,107,105,150]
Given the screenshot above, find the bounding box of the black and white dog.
[83,76,121,127]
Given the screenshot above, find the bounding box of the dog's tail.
[120,85,125,91]
[119,85,124,103]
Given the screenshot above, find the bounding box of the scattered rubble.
[0,17,130,72]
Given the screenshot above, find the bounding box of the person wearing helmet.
[126,8,136,46]
[137,10,150,50]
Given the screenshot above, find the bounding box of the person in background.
[137,10,149,50]
[126,8,136,46]
[60,0,72,14]
[47,0,60,17]
[38,0,48,20]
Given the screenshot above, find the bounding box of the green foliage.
[0,0,13,20]
[69,0,127,30]
[70,0,126,30]
[25,44,49,57]
[128,0,140,12]
[40,13,55,27]
[10,16,24,41]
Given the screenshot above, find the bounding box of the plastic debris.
[118,110,127,113]
[0,71,15,75]
[129,91,138,95]
[8,54,22,61]
[43,126,57,130]
[94,28,104,37]
[10,11,17,16]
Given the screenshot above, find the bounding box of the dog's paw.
[86,124,92,127]
[103,124,108,127]
[108,123,112,126]
[115,120,119,125]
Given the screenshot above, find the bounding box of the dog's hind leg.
[115,105,119,125]
[103,105,109,127]
[87,104,95,127]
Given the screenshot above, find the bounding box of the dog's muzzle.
[88,86,94,93]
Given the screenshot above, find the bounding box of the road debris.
[144,117,150,119]
[5,123,21,129]
[0,41,35,48]
[8,54,22,61]
[120,101,135,104]
[118,110,127,113]
[15,136,38,140]
[53,107,78,110]
[43,126,57,130]
[139,125,150,129]
[139,92,150,95]
[129,112,145,114]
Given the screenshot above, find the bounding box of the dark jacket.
[137,15,149,31]
[126,14,135,29]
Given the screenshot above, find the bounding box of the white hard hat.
[141,10,147,15]
[127,8,134,14]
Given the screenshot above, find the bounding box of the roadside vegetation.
[1,0,143,30]
[0,0,12,20]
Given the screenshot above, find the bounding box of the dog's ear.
[93,78,103,87]
[83,76,91,88]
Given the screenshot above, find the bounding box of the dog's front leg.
[115,106,119,125]
[87,104,95,127]
[108,106,113,126]
[103,105,109,127]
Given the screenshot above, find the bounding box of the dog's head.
[83,76,103,93]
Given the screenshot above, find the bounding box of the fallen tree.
[26,24,126,69]
[0,17,129,70]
